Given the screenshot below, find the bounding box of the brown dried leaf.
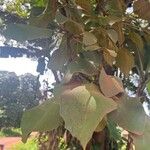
[99,68,124,97]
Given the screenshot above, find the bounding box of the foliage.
[1,0,150,149]
[0,71,41,128]
[0,128,21,137]
[11,138,38,150]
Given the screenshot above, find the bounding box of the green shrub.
[0,128,21,137]
[11,139,38,150]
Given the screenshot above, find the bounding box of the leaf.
[116,48,134,76]
[83,32,98,46]
[82,51,101,67]
[106,0,125,17]
[94,28,109,48]
[107,120,122,140]
[48,36,68,71]
[84,43,100,51]
[103,49,117,66]
[30,0,57,27]
[109,96,146,135]
[129,32,144,50]
[68,57,99,76]
[21,99,63,142]
[59,83,117,149]
[75,0,92,13]
[132,116,150,150]
[112,22,125,46]
[99,68,124,97]
[107,29,118,43]
[63,20,84,35]
[133,0,150,21]
[4,24,52,42]
[146,81,150,94]
[95,117,107,132]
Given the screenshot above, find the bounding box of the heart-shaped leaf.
[21,99,63,142]
[132,116,150,150]
[109,96,146,135]
[59,83,117,149]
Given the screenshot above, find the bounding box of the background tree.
[0,71,41,128]
[0,0,150,149]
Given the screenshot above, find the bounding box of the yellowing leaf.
[106,0,125,17]
[99,68,124,97]
[112,22,125,46]
[116,48,134,76]
[59,83,117,149]
[75,0,92,13]
[129,32,144,50]
[132,116,150,150]
[21,99,63,142]
[133,0,150,21]
[109,96,146,135]
[103,49,117,66]
[63,20,84,35]
[107,29,118,43]
[94,28,109,48]
[84,43,100,51]
[83,32,98,46]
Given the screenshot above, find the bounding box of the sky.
[0,57,38,75]
[0,57,55,86]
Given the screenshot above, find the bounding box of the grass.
[11,139,38,150]
[0,128,21,137]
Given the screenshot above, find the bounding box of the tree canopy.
[0,0,150,149]
[0,71,41,128]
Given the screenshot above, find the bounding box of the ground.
[0,137,21,150]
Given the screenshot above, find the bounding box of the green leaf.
[59,83,117,149]
[146,81,150,94]
[63,20,84,35]
[82,51,101,67]
[107,120,121,140]
[4,24,52,42]
[30,0,58,27]
[21,99,63,142]
[83,32,98,46]
[116,48,134,76]
[132,116,150,150]
[129,32,144,50]
[109,96,146,135]
[99,68,124,97]
[48,36,68,71]
[133,0,150,21]
[67,57,99,76]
